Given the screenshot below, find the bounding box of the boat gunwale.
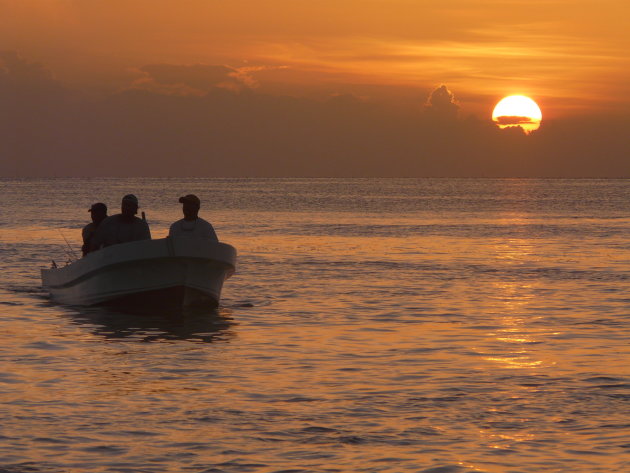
[41,255,235,290]
[42,238,236,289]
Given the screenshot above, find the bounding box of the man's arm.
[208,224,218,241]
[203,220,219,241]
[81,225,90,256]
[89,221,106,251]
[168,221,178,238]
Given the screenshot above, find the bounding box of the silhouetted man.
[169,194,218,241]
[90,194,151,251]
[82,202,108,256]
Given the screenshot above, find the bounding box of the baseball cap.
[122,194,139,206]
[178,194,201,206]
[88,202,107,213]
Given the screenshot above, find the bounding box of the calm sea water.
[1,178,629,473]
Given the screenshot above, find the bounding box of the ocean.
[1,178,629,473]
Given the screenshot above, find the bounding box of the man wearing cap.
[168,194,218,241]
[90,194,151,251]
[82,202,108,256]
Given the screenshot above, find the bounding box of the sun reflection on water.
[479,218,553,371]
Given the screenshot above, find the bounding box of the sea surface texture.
[1,178,629,473]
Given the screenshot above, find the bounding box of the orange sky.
[1,0,629,118]
[1,1,629,177]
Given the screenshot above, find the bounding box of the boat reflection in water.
[65,304,236,343]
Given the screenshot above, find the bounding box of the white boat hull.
[41,238,236,308]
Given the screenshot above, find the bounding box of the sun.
[492,95,542,134]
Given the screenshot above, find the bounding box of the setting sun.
[492,95,542,134]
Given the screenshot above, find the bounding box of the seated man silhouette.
[82,202,108,256]
[169,194,218,241]
[90,194,151,251]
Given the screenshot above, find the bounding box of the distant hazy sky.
[1,0,628,177]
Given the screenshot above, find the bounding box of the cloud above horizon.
[0,0,628,117]
[495,116,538,125]
[131,64,267,96]
[425,85,459,121]
[0,53,628,179]
[0,51,59,91]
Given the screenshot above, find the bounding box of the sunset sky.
[1,0,629,177]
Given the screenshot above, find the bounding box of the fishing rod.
[58,229,79,262]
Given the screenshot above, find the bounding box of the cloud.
[1,54,629,178]
[495,116,539,125]
[1,0,628,114]
[0,50,59,91]
[424,85,459,120]
[232,65,290,88]
[130,63,269,95]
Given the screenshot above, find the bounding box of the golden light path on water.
[0,178,629,472]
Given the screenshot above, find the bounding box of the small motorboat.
[41,237,236,309]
